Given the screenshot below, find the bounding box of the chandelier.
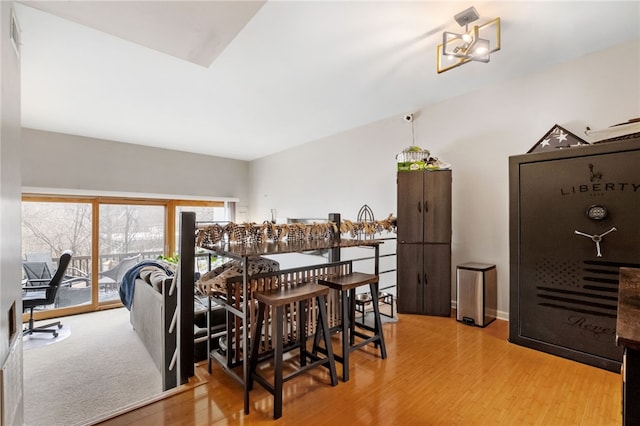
[437,6,501,74]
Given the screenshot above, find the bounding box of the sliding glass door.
[22,195,232,320]
[22,199,93,312]
[98,202,165,303]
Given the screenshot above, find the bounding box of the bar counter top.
[199,238,381,259]
[617,267,640,352]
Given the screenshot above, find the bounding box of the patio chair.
[22,261,52,285]
[23,256,92,308]
[23,250,73,337]
[98,254,142,292]
[25,252,90,287]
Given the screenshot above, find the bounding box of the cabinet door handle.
[424,201,428,213]
[417,201,422,213]
[424,273,428,286]
[417,273,421,285]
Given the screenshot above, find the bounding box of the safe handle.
[574,227,617,257]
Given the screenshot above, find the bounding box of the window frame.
[22,194,226,321]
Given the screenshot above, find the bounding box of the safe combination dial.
[586,205,608,220]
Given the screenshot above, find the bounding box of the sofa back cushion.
[139,265,172,292]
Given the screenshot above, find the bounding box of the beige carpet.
[23,308,162,426]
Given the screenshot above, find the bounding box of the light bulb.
[462,33,472,43]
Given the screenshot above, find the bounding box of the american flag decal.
[535,258,625,320]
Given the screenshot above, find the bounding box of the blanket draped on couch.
[119,260,174,309]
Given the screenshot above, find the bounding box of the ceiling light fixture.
[437,6,501,74]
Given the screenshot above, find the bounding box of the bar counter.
[198,236,382,415]
[199,237,381,258]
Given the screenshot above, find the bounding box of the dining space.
[186,215,394,419]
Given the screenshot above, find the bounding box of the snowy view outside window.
[22,199,230,312]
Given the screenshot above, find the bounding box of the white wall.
[249,39,640,319]
[1,1,24,424]
[22,128,251,206]
[17,40,640,320]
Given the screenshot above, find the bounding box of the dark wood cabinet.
[396,170,452,316]
[397,243,451,315]
[397,170,451,244]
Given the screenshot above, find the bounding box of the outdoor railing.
[54,250,215,278]
[53,251,164,277]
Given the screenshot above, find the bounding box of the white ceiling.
[14,1,640,161]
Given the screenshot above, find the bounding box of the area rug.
[22,308,162,426]
[22,325,71,350]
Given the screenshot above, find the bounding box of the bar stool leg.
[273,305,284,419]
[349,288,356,346]
[316,294,338,386]
[312,313,322,353]
[341,289,351,382]
[299,300,308,368]
[369,282,387,359]
[248,303,266,392]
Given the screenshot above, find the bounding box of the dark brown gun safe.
[509,136,640,372]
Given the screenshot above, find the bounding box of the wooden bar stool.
[317,272,387,382]
[248,281,338,419]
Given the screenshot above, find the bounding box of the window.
[98,202,165,303]
[22,195,233,319]
[174,201,229,275]
[22,199,93,311]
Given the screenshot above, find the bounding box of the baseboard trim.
[451,300,509,321]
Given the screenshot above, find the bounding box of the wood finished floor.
[96,313,621,425]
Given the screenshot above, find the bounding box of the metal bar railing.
[51,250,164,276]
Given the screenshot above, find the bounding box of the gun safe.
[509,136,640,372]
